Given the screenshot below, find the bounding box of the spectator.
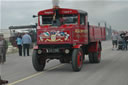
[0,33,8,63]
[111,32,118,50]
[0,34,8,84]
[124,32,128,50]
[16,34,22,56]
[22,33,32,56]
[0,34,4,63]
[120,32,127,50]
[126,32,128,48]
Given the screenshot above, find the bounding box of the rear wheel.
[89,53,94,63]
[93,48,101,63]
[32,50,46,71]
[88,43,101,63]
[72,48,83,72]
[59,58,65,63]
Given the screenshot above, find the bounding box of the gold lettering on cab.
[75,29,88,33]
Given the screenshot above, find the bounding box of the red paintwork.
[37,24,89,45]
[89,25,106,42]
[73,44,82,48]
[38,8,78,15]
[37,26,72,44]
[77,51,82,67]
[88,42,98,52]
[37,8,106,48]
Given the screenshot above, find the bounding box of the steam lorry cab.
[32,7,106,72]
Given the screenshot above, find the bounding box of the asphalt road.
[1,40,128,85]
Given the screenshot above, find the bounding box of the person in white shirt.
[111,33,118,50]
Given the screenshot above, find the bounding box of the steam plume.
[52,0,59,7]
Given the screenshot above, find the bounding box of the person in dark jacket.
[0,34,4,63]
[0,33,8,85]
[120,32,127,50]
[0,33,8,63]
[124,32,128,50]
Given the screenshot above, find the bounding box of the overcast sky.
[0,0,128,31]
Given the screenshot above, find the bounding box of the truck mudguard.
[73,44,82,48]
[88,42,99,52]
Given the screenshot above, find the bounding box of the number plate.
[48,48,59,53]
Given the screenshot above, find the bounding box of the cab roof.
[38,8,88,15]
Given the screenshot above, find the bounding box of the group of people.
[16,33,32,56]
[0,32,32,64]
[0,32,32,85]
[112,31,128,50]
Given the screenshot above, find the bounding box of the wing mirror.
[33,15,38,18]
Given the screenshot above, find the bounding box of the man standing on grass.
[22,33,32,56]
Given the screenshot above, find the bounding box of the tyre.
[93,45,101,63]
[89,53,94,63]
[59,58,65,63]
[72,48,83,72]
[89,43,101,63]
[32,50,46,71]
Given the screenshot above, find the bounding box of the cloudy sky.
[0,0,128,31]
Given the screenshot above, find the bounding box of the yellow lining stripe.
[8,64,64,85]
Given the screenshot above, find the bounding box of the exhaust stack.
[52,0,59,8]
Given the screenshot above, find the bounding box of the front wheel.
[32,50,46,71]
[72,48,83,72]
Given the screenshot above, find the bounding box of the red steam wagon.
[32,6,106,72]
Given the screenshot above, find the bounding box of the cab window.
[80,14,85,25]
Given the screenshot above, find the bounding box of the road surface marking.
[7,64,64,85]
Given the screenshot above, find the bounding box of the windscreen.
[39,14,78,26]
